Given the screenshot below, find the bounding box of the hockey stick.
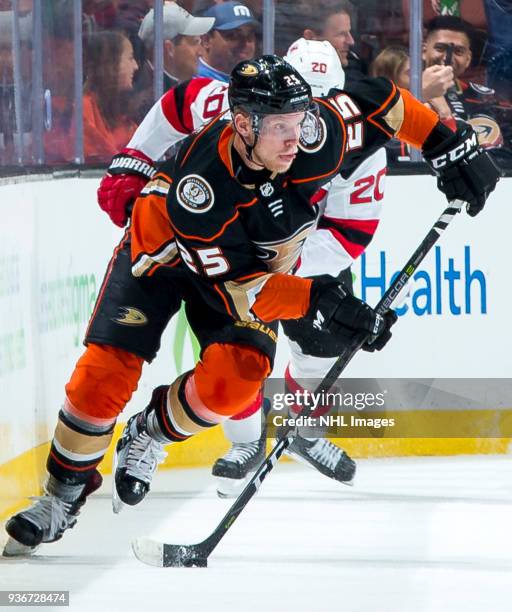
[132,199,464,568]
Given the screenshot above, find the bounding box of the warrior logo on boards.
[113,307,148,326]
[177,175,215,213]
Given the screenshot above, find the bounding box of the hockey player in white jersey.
[211,39,389,496]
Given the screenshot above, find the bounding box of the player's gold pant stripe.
[54,421,113,455]
[168,375,211,436]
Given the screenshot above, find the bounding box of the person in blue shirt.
[198,1,258,82]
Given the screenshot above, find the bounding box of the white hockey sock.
[288,339,338,382]
[222,409,262,444]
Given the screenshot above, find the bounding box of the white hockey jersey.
[128,77,230,160]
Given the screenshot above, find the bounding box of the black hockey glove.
[423,122,501,217]
[362,310,398,352]
[306,276,397,352]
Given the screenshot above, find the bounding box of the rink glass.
[0,0,510,173]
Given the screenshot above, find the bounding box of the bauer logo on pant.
[177,175,215,213]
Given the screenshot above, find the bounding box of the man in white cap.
[138,1,215,89]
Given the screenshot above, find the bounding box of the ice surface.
[2,456,512,612]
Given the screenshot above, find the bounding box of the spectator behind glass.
[276,0,365,81]
[82,30,139,162]
[199,1,258,81]
[194,0,263,19]
[370,46,411,86]
[303,0,355,68]
[370,45,456,162]
[424,15,512,159]
[370,45,455,118]
[82,1,121,29]
[112,0,153,36]
[130,2,214,123]
[138,2,214,88]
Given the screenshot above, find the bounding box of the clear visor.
[254,103,320,141]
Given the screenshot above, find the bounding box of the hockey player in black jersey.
[111,54,499,509]
[4,53,499,554]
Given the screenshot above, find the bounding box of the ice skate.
[286,435,356,484]
[113,387,168,513]
[3,470,102,557]
[212,436,266,498]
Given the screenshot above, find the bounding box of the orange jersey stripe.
[236,271,268,282]
[180,113,226,168]
[154,170,173,184]
[214,283,234,317]
[85,230,130,337]
[49,451,100,472]
[146,259,180,277]
[170,197,258,242]
[218,124,236,177]
[367,80,399,139]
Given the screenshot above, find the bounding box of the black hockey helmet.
[228,55,312,115]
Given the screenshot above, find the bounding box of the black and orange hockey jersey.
[130,77,440,324]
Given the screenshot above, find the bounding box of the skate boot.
[211,398,270,498]
[212,436,266,498]
[286,435,356,484]
[3,470,103,557]
[113,386,168,513]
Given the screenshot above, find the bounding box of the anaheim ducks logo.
[113,307,148,326]
[253,221,315,273]
[238,62,259,77]
[469,82,494,96]
[467,115,503,148]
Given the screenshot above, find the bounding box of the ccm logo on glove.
[429,131,478,169]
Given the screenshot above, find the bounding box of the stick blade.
[132,537,164,567]
[132,537,208,568]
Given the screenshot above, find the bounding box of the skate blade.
[2,537,40,557]
[215,473,253,499]
[112,491,126,514]
[112,445,124,514]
